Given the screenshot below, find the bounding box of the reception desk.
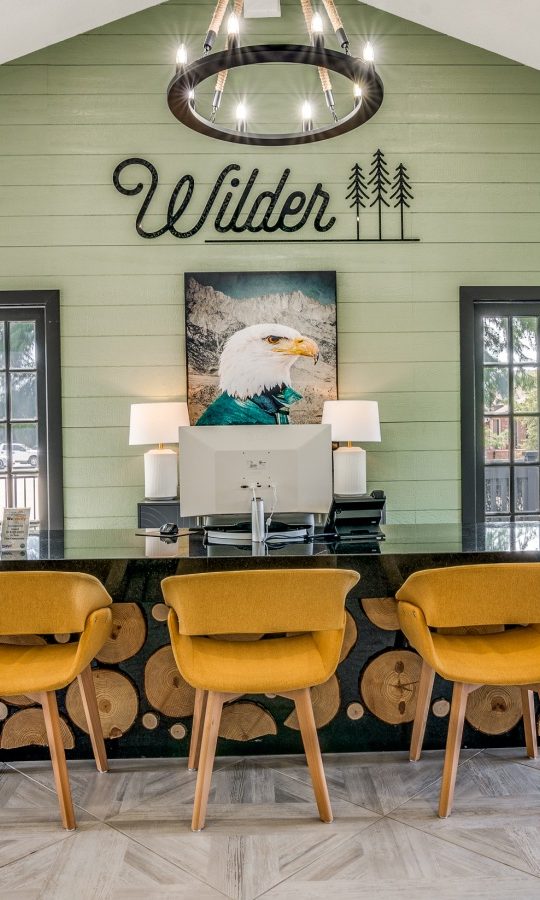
[1,523,539,762]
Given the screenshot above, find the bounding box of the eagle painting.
[196,323,319,425]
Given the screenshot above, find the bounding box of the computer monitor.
[179,424,332,520]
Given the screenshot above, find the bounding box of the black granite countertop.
[13,522,540,561]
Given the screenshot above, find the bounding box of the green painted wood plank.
[63,485,142,517]
[338,361,459,393]
[0,273,538,306]
[61,335,185,367]
[0,66,47,94]
[1,154,540,187]
[64,516,137,529]
[1,244,540,276]
[61,365,185,397]
[64,456,142,488]
[380,421,460,451]
[2,123,540,155]
[63,397,179,428]
[368,450,460,481]
[61,305,182,336]
[16,33,515,67]
[339,332,458,363]
[339,302,458,331]
[63,426,140,457]
[39,64,540,96]
[2,92,540,127]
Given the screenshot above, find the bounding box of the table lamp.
[322,400,381,496]
[129,402,190,500]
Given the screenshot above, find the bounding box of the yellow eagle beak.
[273,336,319,364]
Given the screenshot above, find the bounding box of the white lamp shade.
[129,402,190,446]
[322,400,381,443]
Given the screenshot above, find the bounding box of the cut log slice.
[339,611,358,663]
[219,701,277,741]
[151,603,169,622]
[96,602,146,664]
[170,722,187,740]
[66,669,138,739]
[347,702,364,720]
[0,693,36,707]
[284,675,340,730]
[432,698,450,718]
[0,702,8,721]
[144,645,195,717]
[361,649,423,724]
[465,684,522,735]
[1,707,74,749]
[361,598,400,631]
[141,712,159,730]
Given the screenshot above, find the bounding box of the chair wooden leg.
[410,660,435,762]
[521,687,538,760]
[188,688,208,771]
[40,691,76,830]
[291,687,333,824]
[77,666,109,773]
[438,682,470,818]
[191,691,223,832]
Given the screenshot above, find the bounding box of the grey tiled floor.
[1,749,539,899]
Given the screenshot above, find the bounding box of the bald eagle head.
[218,323,319,400]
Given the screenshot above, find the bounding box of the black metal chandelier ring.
[167,43,384,147]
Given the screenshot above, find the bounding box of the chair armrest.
[72,607,113,677]
[398,600,438,669]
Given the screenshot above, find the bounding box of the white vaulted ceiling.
[0,0,165,64]
[1,0,540,70]
[362,0,540,71]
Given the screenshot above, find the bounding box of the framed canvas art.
[184,271,337,425]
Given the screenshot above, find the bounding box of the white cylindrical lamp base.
[333,445,367,495]
[144,448,178,500]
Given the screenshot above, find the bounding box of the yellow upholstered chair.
[162,568,359,831]
[0,571,112,829]
[396,563,540,817]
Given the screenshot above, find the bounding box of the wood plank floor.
[1,749,540,899]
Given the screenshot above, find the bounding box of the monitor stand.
[203,512,314,545]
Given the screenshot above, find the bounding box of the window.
[0,292,63,530]
[461,287,540,524]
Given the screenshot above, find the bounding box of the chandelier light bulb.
[176,44,188,68]
[228,13,240,35]
[353,83,362,107]
[363,41,375,63]
[235,102,247,132]
[311,12,323,33]
[302,101,313,132]
[188,89,195,102]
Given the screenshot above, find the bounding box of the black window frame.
[461,286,540,524]
[0,291,63,531]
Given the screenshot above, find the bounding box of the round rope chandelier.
[167,0,384,147]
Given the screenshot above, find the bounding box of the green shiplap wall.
[1,0,540,527]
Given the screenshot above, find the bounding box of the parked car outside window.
[0,442,38,469]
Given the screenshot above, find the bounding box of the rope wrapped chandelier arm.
[168,0,383,147]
